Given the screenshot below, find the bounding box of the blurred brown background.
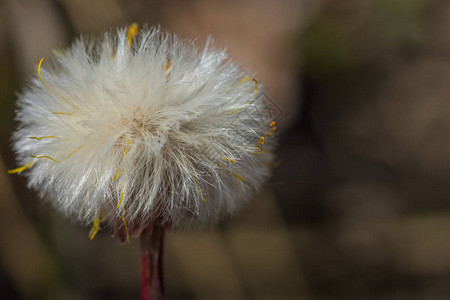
[1,0,450,299]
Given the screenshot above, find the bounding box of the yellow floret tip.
[89,217,101,240]
[30,155,57,162]
[122,215,130,242]
[38,58,78,109]
[194,178,207,203]
[254,121,276,154]
[127,23,139,47]
[27,136,61,141]
[52,112,73,116]
[230,171,247,182]
[7,161,36,174]
[118,183,126,208]
[226,78,257,115]
[222,157,237,163]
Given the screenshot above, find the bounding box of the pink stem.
[140,224,165,300]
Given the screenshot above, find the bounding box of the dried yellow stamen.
[253,79,258,97]
[237,75,250,85]
[226,78,258,115]
[38,58,78,109]
[30,155,57,162]
[165,59,172,72]
[118,183,126,208]
[27,136,61,141]
[117,169,128,209]
[38,57,49,90]
[29,145,84,163]
[65,145,84,159]
[217,163,247,182]
[122,215,130,242]
[52,112,73,116]
[7,161,36,174]
[254,121,276,154]
[112,140,130,181]
[164,59,172,82]
[222,157,237,163]
[123,140,130,157]
[8,145,82,173]
[230,172,246,182]
[194,178,207,203]
[90,178,99,187]
[112,169,122,181]
[226,106,248,115]
[127,23,139,47]
[89,217,101,240]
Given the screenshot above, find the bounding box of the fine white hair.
[11,25,276,231]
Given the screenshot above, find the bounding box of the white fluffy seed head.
[11,26,277,230]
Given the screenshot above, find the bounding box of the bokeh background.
[1,0,450,299]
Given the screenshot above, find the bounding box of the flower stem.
[140,224,165,300]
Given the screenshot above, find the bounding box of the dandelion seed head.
[11,26,277,231]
